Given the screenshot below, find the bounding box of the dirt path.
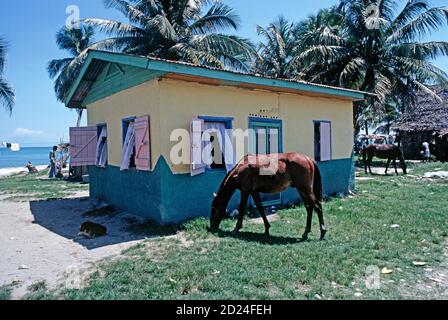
[0,196,150,299]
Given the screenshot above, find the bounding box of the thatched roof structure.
[393,88,448,136]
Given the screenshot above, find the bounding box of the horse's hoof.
[231,229,240,235]
[320,230,328,241]
[208,226,221,234]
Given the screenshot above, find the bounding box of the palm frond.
[393,55,448,83]
[339,57,366,87]
[411,79,443,102]
[0,37,8,73]
[0,77,15,114]
[82,18,145,37]
[389,41,448,60]
[169,42,224,68]
[388,0,430,33]
[387,6,448,43]
[103,0,149,25]
[378,0,397,21]
[294,45,347,66]
[147,14,178,41]
[189,34,254,61]
[47,58,73,79]
[189,2,240,35]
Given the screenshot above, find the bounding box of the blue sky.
[0,0,447,147]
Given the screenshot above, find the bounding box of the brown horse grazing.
[364,144,407,176]
[210,153,327,241]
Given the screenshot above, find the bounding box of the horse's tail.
[313,161,323,203]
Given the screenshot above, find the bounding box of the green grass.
[25,162,448,300]
[0,170,88,201]
[0,285,12,301]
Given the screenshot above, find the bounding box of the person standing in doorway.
[49,146,58,178]
[421,142,431,162]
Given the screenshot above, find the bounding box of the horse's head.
[401,161,408,175]
[210,193,226,232]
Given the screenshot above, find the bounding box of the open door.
[134,116,151,171]
[320,122,332,162]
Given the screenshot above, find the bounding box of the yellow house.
[66,50,367,223]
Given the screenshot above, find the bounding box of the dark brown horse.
[364,144,407,175]
[210,153,327,241]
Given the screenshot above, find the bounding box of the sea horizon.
[0,146,53,169]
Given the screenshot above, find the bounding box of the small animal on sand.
[77,222,108,239]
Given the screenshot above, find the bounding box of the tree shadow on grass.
[215,230,304,246]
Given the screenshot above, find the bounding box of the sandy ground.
[0,165,49,178]
[0,194,152,299]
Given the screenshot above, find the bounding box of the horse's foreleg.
[233,191,250,234]
[385,158,391,175]
[393,158,399,175]
[364,154,368,174]
[252,192,271,236]
[368,155,374,175]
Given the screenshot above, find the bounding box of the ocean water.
[0,147,52,169]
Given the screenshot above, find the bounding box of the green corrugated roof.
[65,50,369,108]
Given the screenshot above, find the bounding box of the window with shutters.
[190,117,234,176]
[134,116,152,171]
[249,117,283,207]
[200,117,233,171]
[69,126,98,167]
[121,116,152,172]
[121,117,137,170]
[249,118,283,156]
[96,124,108,168]
[314,121,332,162]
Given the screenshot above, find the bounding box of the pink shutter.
[320,122,332,162]
[135,116,151,171]
[70,127,98,167]
[191,118,206,176]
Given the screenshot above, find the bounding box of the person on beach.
[26,162,38,173]
[421,142,431,162]
[49,146,58,178]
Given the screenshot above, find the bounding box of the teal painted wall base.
[89,165,163,222]
[89,157,354,224]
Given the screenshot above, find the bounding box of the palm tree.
[83,0,254,71]
[48,26,96,126]
[0,37,15,115]
[294,0,448,133]
[253,16,297,78]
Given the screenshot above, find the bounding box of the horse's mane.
[214,160,242,207]
[218,168,236,194]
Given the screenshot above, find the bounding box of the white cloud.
[12,127,44,137]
